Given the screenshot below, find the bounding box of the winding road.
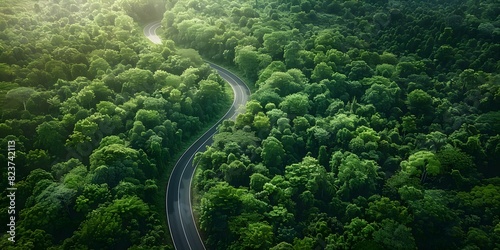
[144,21,250,250]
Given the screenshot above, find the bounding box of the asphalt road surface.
[143,21,162,44]
[144,21,251,250]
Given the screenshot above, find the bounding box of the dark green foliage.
[200,182,242,248]
[406,89,434,115]
[172,0,500,249]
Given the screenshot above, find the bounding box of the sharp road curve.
[143,21,162,44]
[144,21,250,250]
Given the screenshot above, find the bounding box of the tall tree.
[6,87,36,110]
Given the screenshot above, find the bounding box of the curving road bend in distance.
[144,21,251,250]
[144,21,162,44]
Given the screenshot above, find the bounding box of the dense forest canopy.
[0,0,499,249]
[161,0,500,249]
[0,0,229,249]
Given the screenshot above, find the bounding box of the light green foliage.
[75,88,95,109]
[270,242,294,250]
[311,62,334,82]
[89,143,146,186]
[398,185,424,202]
[62,165,89,190]
[250,173,270,192]
[263,31,291,59]
[262,71,303,97]
[308,126,331,147]
[177,48,204,66]
[75,183,111,214]
[401,150,442,177]
[118,68,154,93]
[292,116,310,135]
[256,61,287,87]
[267,205,294,226]
[349,126,380,157]
[239,222,274,249]
[334,152,381,199]
[285,156,327,195]
[135,109,161,129]
[246,100,263,115]
[366,196,411,224]
[361,76,400,113]
[315,30,344,51]
[88,57,110,78]
[279,93,310,117]
[343,218,375,246]
[253,112,270,136]
[137,52,164,72]
[375,63,396,78]
[234,45,263,80]
[266,108,288,126]
[195,79,226,120]
[401,115,417,134]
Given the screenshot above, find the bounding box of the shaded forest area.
[0,0,230,249]
[160,0,500,249]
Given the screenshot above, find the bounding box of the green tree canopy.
[406,89,433,116]
[261,136,285,172]
[279,93,310,117]
[401,150,442,178]
[6,87,36,110]
[334,152,381,200]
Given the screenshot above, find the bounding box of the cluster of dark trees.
[161,0,500,249]
[0,0,229,249]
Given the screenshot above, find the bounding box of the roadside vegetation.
[0,0,229,249]
[1,0,499,249]
[162,0,500,249]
